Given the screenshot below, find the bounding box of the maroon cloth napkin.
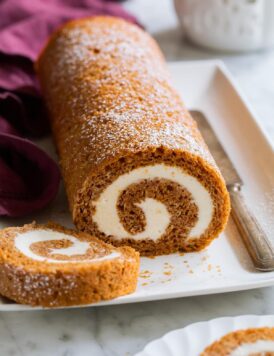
[0,0,138,217]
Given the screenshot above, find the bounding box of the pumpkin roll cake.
[201,328,274,356]
[37,16,230,256]
[0,223,139,307]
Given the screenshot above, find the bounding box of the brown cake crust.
[0,222,139,307]
[201,328,274,356]
[36,16,230,256]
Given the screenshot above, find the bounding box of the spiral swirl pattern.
[92,164,213,241]
[14,230,120,263]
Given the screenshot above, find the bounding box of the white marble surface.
[1,1,274,355]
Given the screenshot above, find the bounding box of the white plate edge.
[135,314,274,356]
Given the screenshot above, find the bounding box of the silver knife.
[191,110,274,271]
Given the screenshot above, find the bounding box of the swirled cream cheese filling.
[14,230,120,263]
[92,164,213,241]
[229,340,274,356]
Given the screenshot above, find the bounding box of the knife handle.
[228,184,274,271]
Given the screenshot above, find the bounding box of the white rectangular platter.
[1,60,274,311]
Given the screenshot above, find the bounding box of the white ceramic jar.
[174,0,274,51]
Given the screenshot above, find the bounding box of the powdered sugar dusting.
[1,263,78,307]
[38,17,216,200]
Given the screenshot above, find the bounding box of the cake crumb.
[161,278,172,284]
[139,270,152,279]
[164,262,173,268]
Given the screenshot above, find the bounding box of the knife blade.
[191,110,242,187]
[191,110,274,271]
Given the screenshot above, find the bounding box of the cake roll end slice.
[201,327,274,356]
[0,222,139,307]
